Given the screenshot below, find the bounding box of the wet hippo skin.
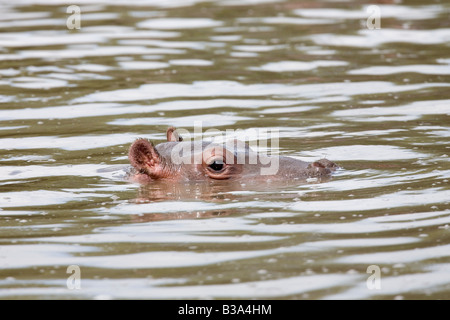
[128,127,338,184]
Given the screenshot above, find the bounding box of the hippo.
[128,127,338,184]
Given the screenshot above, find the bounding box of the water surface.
[0,0,449,299]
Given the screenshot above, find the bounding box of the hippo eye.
[202,149,236,180]
[208,160,224,172]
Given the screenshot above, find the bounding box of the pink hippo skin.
[128,127,338,184]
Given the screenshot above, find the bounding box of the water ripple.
[1,0,449,300]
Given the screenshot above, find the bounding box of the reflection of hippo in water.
[128,127,338,184]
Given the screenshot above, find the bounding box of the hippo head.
[128,127,338,184]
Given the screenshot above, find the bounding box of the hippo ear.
[167,126,183,142]
[128,139,165,178]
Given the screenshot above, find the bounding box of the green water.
[0,0,449,299]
